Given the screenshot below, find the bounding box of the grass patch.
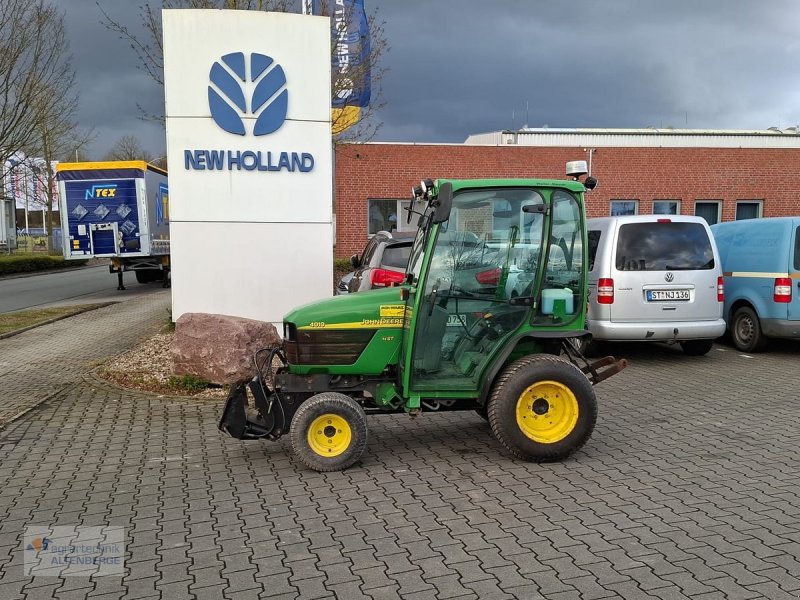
[0,304,108,335]
[167,374,211,393]
[0,254,87,275]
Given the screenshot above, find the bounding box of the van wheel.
[290,393,368,472]
[731,307,766,353]
[487,356,597,461]
[680,339,714,356]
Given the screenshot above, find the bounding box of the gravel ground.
[96,331,228,399]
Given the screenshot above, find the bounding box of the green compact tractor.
[220,162,627,471]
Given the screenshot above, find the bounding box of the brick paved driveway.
[0,289,170,427]
[0,341,799,599]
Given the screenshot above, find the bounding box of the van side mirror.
[350,254,360,269]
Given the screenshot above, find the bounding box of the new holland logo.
[208,52,288,136]
[185,51,314,172]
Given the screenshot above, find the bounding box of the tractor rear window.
[616,222,714,271]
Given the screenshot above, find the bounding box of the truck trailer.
[56,161,169,288]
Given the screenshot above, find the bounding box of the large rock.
[171,313,281,385]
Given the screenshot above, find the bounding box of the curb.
[0,302,116,340]
[0,383,72,434]
[0,263,106,281]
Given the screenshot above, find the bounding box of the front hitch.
[218,382,275,439]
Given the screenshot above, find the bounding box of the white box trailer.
[56,161,169,289]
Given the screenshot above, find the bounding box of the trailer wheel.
[290,393,368,472]
[135,270,152,284]
[487,355,597,461]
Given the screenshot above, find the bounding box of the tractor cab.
[219,162,627,472]
[402,178,587,397]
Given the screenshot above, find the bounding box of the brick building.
[333,128,800,258]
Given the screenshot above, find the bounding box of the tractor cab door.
[404,188,547,393]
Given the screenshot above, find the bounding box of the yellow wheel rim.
[515,380,579,443]
[307,414,352,457]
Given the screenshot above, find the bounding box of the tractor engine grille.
[284,328,376,365]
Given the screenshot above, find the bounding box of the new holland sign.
[163,9,333,325]
[183,51,316,173]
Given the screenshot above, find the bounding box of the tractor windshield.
[406,187,551,391]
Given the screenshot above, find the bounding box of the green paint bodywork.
[282,177,590,407]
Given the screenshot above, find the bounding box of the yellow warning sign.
[379,304,406,318]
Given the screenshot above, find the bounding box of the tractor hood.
[282,287,407,375]
[284,286,407,331]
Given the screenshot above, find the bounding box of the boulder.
[171,313,281,385]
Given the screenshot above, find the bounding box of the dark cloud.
[62,0,800,155]
[64,0,165,159]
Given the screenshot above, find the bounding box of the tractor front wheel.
[488,356,597,461]
[290,392,368,472]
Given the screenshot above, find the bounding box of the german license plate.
[647,289,690,301]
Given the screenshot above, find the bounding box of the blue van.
[710,217,800,351]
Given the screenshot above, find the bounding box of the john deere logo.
[208,52,288,136]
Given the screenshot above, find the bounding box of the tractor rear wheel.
[487,355,597,461]
[290,392,368,472]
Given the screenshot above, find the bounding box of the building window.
[653,200,680,215]
[610,200,638,216]
[367,199,417,234]
[694,201,721,225]
[736,200,762,220]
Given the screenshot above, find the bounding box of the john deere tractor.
[219,161,627,471]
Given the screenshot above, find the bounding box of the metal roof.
[464,127,800,148]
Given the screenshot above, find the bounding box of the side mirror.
[584,176,598,190]
[350,254,360,269]
[432,182,453,224]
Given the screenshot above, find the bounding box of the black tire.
[487,355,597,461]
[290,392,368,472]
[731,306,766,353]
[680,339,714,356]
[134,270,152,284]
[583,339,607,358]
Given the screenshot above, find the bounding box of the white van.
[586,215,726,355]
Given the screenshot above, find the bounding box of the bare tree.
[104,135,154,162]
[0,0,93,253]
[98,0,388,140]
[0,1,72,164]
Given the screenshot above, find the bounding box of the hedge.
[0,254,88,275]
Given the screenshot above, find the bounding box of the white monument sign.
[163,9,332,326]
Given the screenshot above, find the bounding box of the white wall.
[163,9,332,325]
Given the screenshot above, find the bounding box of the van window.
[587,230,601,271]
[615,222,714,271]
[381,244,411,269]
[795,227,800,270]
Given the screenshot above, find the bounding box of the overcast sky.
[68,0,800,158]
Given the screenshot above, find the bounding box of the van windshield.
[616,222,714,271]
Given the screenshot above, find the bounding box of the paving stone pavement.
[0,289,170,427]
[0,340,799,599]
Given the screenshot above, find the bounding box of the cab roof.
[440,178,586,193]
